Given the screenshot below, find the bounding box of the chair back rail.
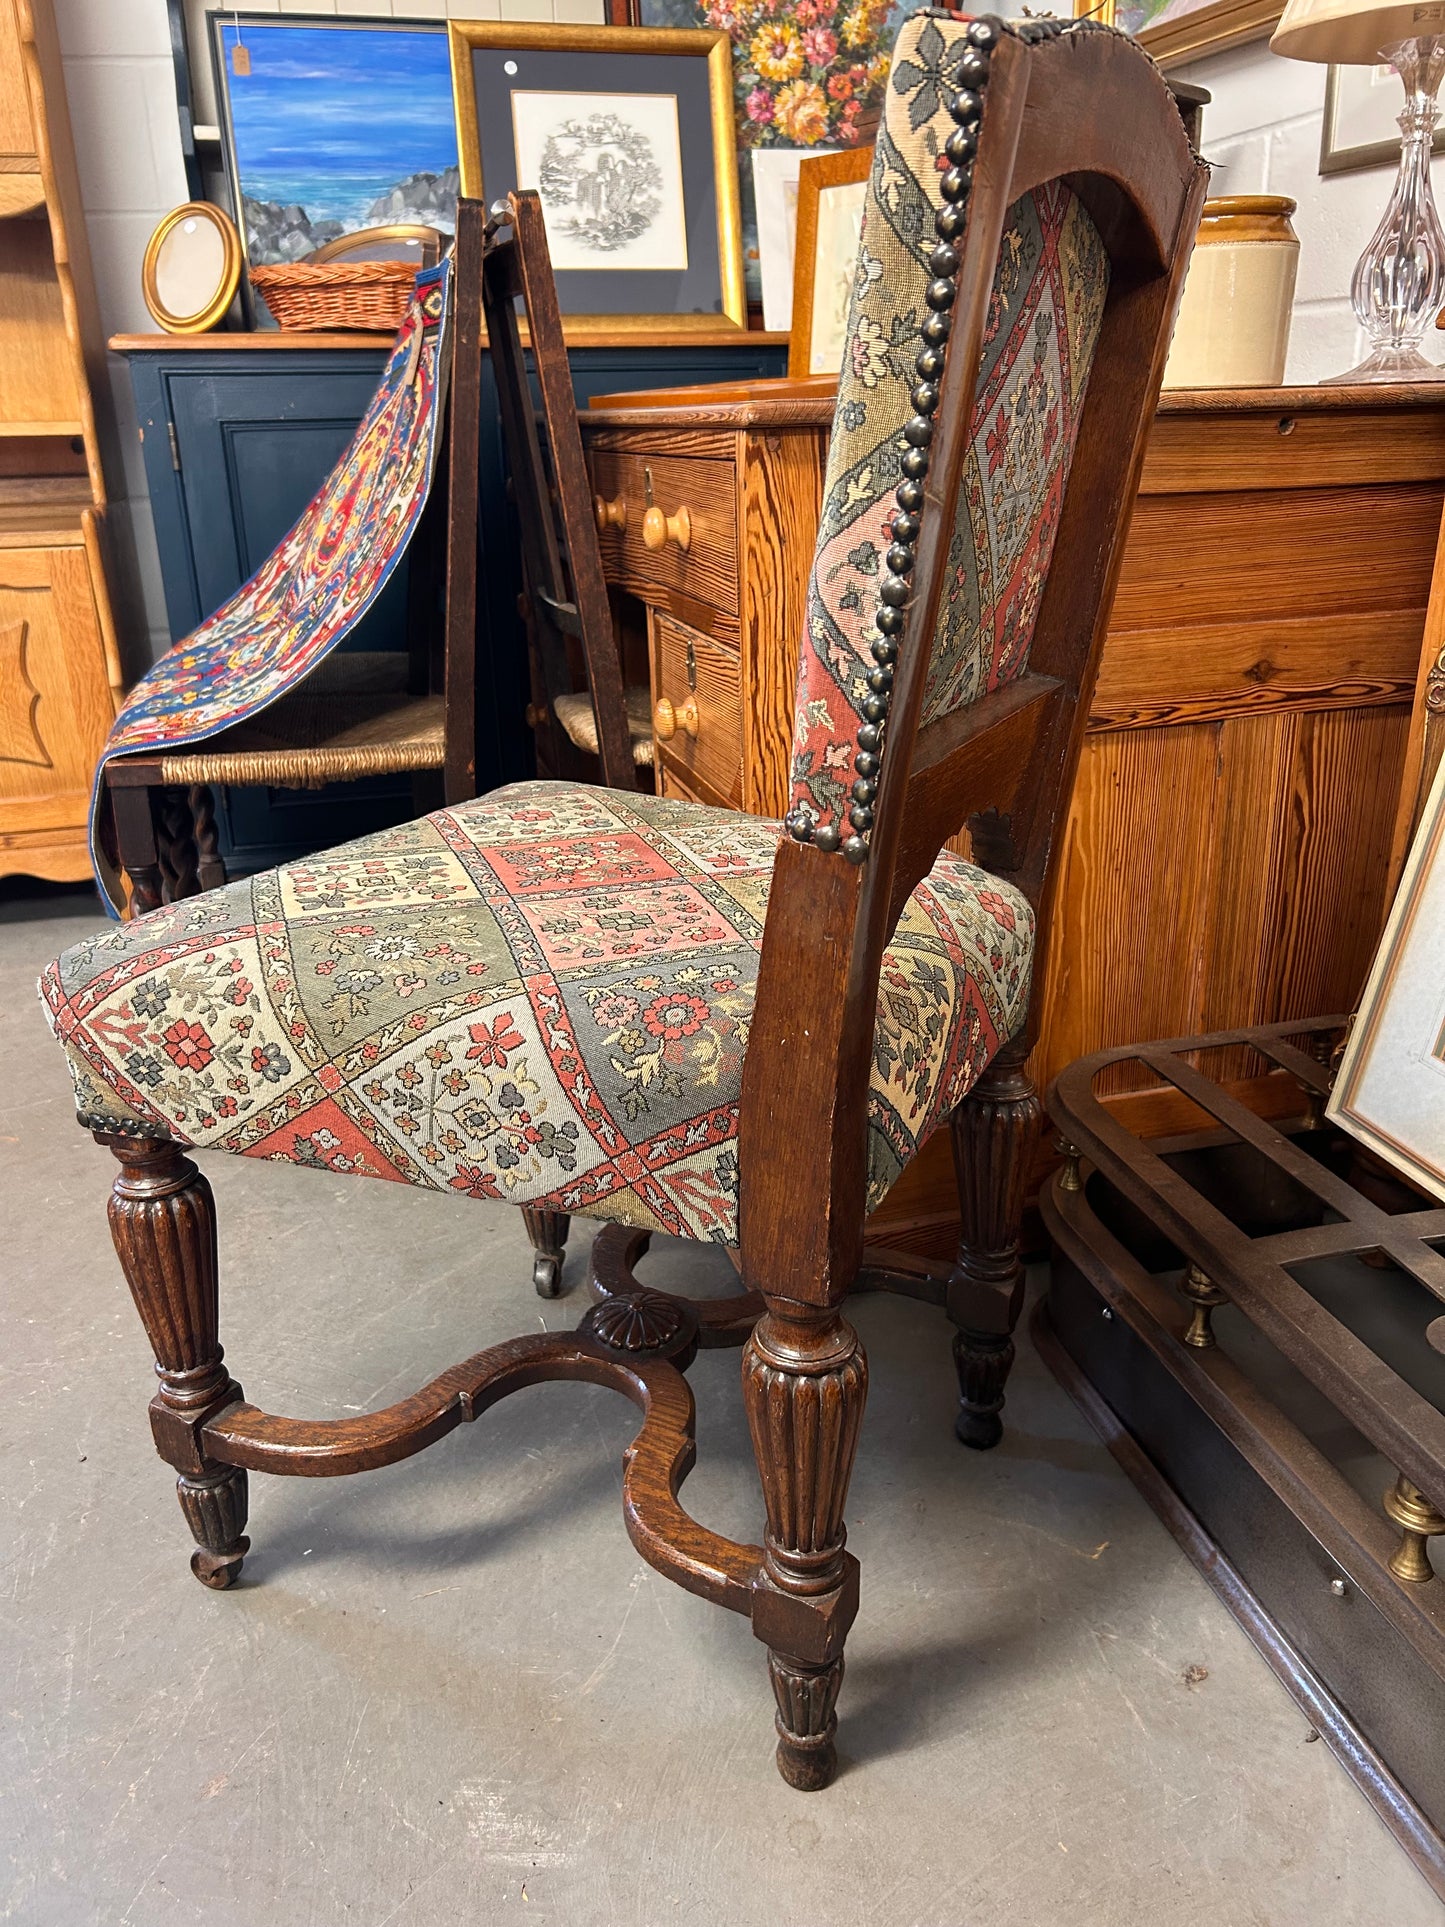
[739,18,1209,1305]
[445,202,485,804]
[467,192,635,789]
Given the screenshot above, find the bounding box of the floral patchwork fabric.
[788,11,1110,836]
[41,783,1033,1244]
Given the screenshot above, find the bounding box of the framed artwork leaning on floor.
[1330,751,1445,1203]
[449,20,745,335]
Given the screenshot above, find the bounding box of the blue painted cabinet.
[123,336,786,871]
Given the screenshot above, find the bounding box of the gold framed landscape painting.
[448,21,745,337]
[1085,0,1283,65]
[1329,752,1445,1204]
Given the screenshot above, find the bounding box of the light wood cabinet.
[0,0,121,883]
[581,381,1445,1251]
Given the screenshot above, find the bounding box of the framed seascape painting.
[1329,752,1445,1205]
[208,13,459,266]
[449,21,745,336]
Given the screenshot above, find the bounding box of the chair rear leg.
[522,1205,570,1298]
[101,1135,250,1588]
[743,1302,867,1789]
[947,1039,1040,1450]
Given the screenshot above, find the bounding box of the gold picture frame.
[788,146,872,379]
[1086,0,1281,69]
[141,201,242,335]
[1142,0,1282,68]
[1329,747,1445,1204]
[449,21,745,339]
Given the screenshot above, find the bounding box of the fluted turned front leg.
[522,1205,570,1298]
[742,1304,867,1790]
[948,1039,1040,1450]
[101,1135,249,1588]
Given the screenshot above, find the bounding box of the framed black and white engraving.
[449,21,745,336]
[512,91,689,272]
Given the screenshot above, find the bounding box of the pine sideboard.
[580,381,1445,1250]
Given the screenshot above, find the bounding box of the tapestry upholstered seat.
[40,781,1032,1245]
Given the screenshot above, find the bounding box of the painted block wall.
[1174,38,1445,384]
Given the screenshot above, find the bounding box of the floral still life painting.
[513,93,689,271]
[639,0,928,149]
[213,16,460,265]
[712,0,894,149]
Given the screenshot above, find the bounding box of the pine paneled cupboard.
[0,0,121,884]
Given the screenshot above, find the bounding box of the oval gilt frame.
[142,202,242,334]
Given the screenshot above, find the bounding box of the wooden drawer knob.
[642,502,691,552]
[593,493,626,532]
[653,695,699,741]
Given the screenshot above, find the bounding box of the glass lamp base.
[1322,342,1445,384]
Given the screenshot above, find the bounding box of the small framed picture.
[1321,59,1444,173]
[449,21,745,337]
[788,146,871,377]
[1329,751,1445,1203]
[142,201,243,334]
[751,146,837,335]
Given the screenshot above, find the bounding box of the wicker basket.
[250,259,415,332]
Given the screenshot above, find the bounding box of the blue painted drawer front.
[125,340,786,872]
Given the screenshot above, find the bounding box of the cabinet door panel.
[0,543,109,827]
[165,366,407,648]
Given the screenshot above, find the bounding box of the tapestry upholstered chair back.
[786,9,1110,855]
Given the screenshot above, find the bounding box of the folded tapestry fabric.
[88,260,452,916]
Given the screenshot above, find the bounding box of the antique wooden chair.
[455,190,655,1293]
[41,16,1204,1790]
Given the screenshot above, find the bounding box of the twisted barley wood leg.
[948,1038,1040,1450]
[101,1135,250,1588]
[742,1303,867,1789]
[522,1205,570,1298]
[157,787,202,901]
[188,784,227,893]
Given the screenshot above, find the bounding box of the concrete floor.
[4,883,1442,1927]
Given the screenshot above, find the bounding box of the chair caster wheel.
[533,1252,563,1298]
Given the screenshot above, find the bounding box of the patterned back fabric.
[788,12,1111,840]
[87,262,452,916]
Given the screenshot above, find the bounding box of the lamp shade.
[1271,0,1445,65]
